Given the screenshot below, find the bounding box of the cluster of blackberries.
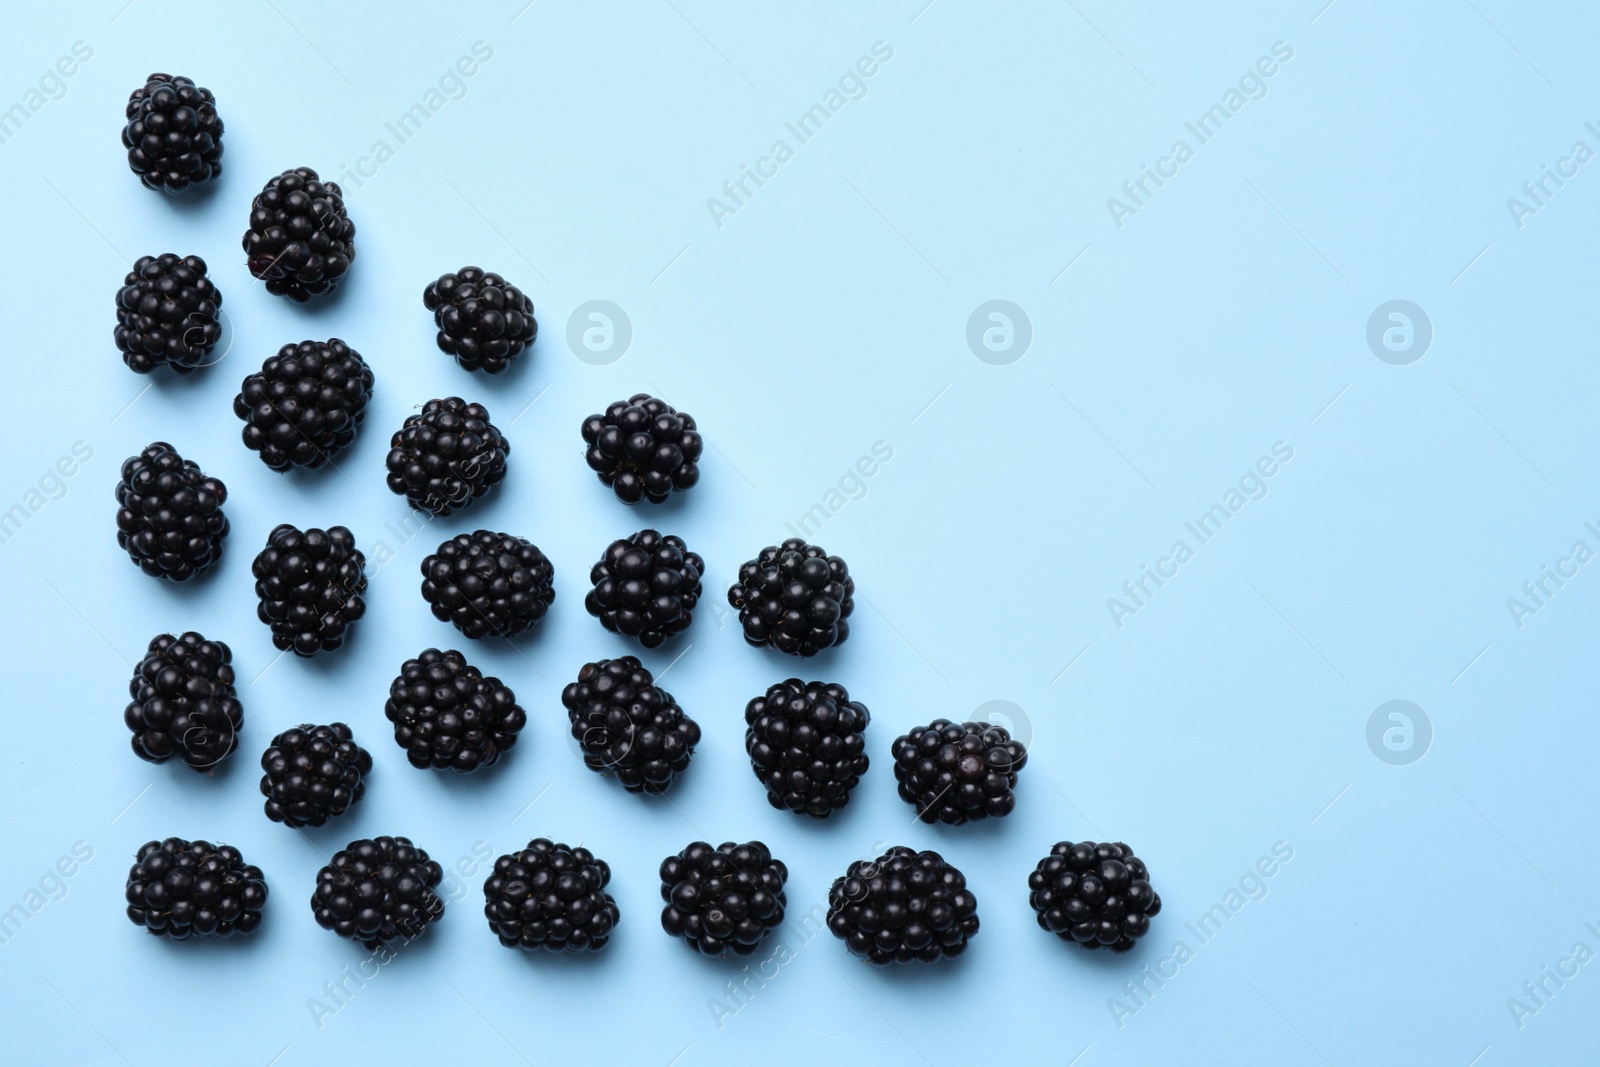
[562,657,700,795]
[584,529,702,648]
[234,339,374,471]
[420,530,555,639]
[115,254,223,373]
[827,847,979,964]
[1028,841,1162,952]
[243,167,356,302]
[311,837,445,950]
[728,539,854,656]
[122,74,223,191]
[384,649,526,772]
[259,723,372,828]
[251,524,367,656]
[385,398,509,515]
[484,839,619,953]
[125,838,266,939]
[891,719,1029,824]
[125,632,241,771]
[582,394,702,504]
[659,841,788,958]
[744,679,870,818]
[424,267,538,374]
[115,442,229,581]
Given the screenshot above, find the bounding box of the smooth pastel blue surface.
[3,1,1598,1064]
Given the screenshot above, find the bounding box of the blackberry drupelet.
[744,679,870,818]
[891,719,1028,824]
[659,841,787,958]
[420,531,554,640]
[125,838,266,939]
[483,839,619,953]
[259,723,372,827]
[115,254,223,374]
[727,539,853,656]
[423,267,538,374]
[581,393,701,504]
[584,529,703,648]
[125,632,242,771]
[562,657,700,795]
[252,524,367,656]
[384,398,509,516]
[826,847,978,964]
[122,74,223,191]
[115,442,228,581]
[1028,841,1161,953]
[384,648,525,772]
[311,836,445,950]
[234,339,374,471]
[242,167,355,301]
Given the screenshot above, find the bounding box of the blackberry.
[115,254,223,374]
[420,531,554,640]
[125,632,242,771]
[891,719,1027,824]
[234,339,374,471]
[384,649,525,772]
[581,393,701,504]
[727,539,853,656]
[424,267,538,374]
[827,847,978,964]
[744,679,870,818]
[384,398,509,516]
[584,529,703,648]
[483,839,619,953]
[122,74,223,191]
[243,167,355,302]
[259,723,372,827]
[124,838,266,939]
[1029,841,1160,953]
[311,836,445,950]
[252,524,367,656]
[659,841,787,958]
[562,656,700,795]
[115,442,228,581]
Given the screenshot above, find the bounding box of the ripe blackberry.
[1028,841,1161,953]
[562,656,700,795]
[125,632,241,771]
[420,530,554,640]
[827,847,978,964]
[384,398,509,516]
[259,723,372,827]
[584,529,703,648]
[122,74,223,191]
[252,524,367,656]
[115,442,228,581]
[581,393,702,504]
[311,837,445,950]
[891,719,1027,824]
[115,254,223,374]
[483,839,619,953]
[659,841,787,958]
[424,267,538,374]
[243,167,355,302]
[384,649,525,772]
[727,539,853,656]
[744,679,870,818]
[234,339,374,471]
[124,838,266,940]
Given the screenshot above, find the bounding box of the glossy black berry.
[827,847,978,964]
[115,442,228,581]
[581,393,701,504]
[234,339,374,471]
[420,530,554,640]
[311,836,444,950]
[125,838,265,939]
[122,74,223,191]
[659,841,787,958]
[745,679,869,818]
[385,649,525,772]
[484,839,619,953]
[125,632,241,771]
[1029,841,1161,953]
[243,167,355,302]
[562,656,700,795]
[259,723,372,827]
[585,529,702,648]
[891,719,1027,824]
[252,524,366,656]
[384,398,509,516]
[115,254,223,374]
[424,267,538,374]
[728,539,853,656]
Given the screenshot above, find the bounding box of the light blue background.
[2,1,1597,1064]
